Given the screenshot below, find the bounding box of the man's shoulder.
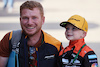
[43,31,61,43]
[0,32,11,57]
[9,30,22,40]
[42,31,62,51]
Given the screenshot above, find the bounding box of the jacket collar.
[69,38,85,51]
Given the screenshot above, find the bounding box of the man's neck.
[27,31,42,46]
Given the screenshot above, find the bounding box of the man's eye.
[22,17,28,20]
[32,17,37,19]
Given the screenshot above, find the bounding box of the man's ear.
[20,17,21,22]
[42,16,45,25]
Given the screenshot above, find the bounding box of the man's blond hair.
[20,1,44,17]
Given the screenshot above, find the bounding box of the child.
[58,15,98,67]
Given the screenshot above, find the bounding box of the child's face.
[65,23,86,41]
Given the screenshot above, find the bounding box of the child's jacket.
[59,38,98,67]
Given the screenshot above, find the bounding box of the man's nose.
[28,18,33,24]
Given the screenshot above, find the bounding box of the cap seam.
[82,19,85,30]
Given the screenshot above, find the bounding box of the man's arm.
[0,56,8,67]
[0,32,10,67]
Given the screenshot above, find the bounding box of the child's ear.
[83,31,87,37]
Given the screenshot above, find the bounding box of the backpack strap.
[11,30,22,54]
[7,30,22,67]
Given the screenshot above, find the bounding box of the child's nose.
[67,29,72,32]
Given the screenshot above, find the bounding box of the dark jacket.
[58,38,98,67]
[9,30,62,67]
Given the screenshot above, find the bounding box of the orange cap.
[60,15,88,32]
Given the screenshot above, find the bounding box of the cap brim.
[60,22,70,27]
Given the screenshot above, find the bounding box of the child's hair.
[60,15,88,32]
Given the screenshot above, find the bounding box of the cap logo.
[69,18,80,21]
[63,23,67,25]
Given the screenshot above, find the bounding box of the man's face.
[20,8,45,36]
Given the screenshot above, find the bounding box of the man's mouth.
[27,27,35,29]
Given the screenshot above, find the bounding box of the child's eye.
[66,27,69,31]
[72,27,78,31]
[72,27,76,30]
[66,28,69,31]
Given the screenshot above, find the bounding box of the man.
[0,1,63,67]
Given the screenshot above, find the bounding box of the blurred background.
[0,0,100,66]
